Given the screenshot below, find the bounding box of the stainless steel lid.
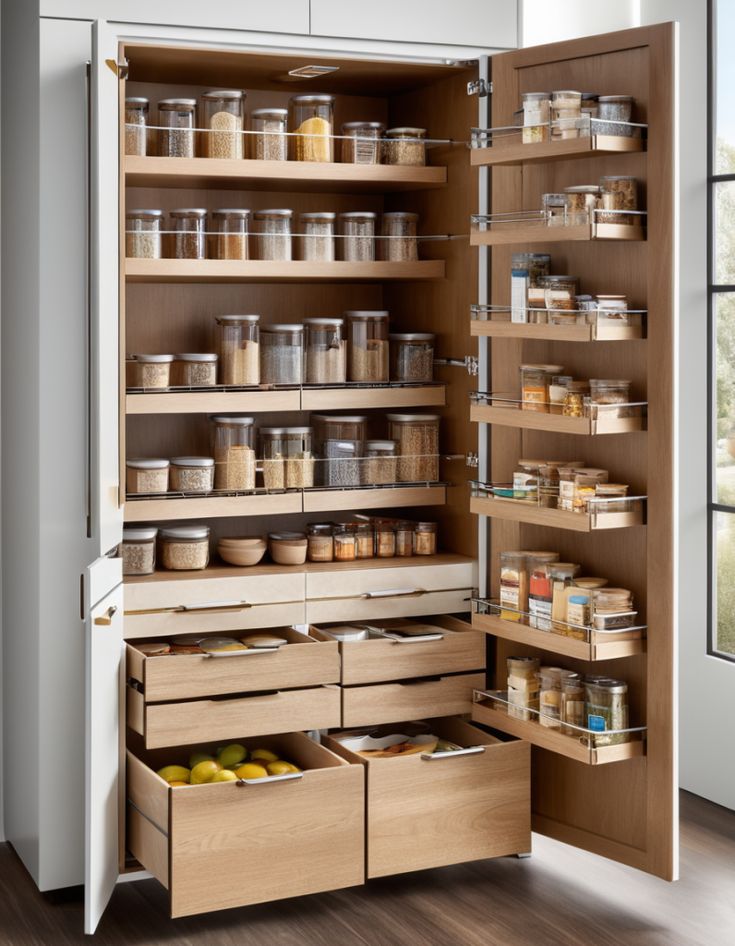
[210,415,255,424]
[158,98,196,108]
[254,208,294,217]
[170,208,207,217]
[338,211,377,219]
[303,317,344,326]
[386,413,441,422]
[290,94,335,104]
[344,310,388,318]
[201,89,245,99]
[170,456,215,467]
[251,107,288,117]
[174,353,218,361]
[126,209,164,218]
[212,208,251,217]
[389,332,434,341]
[261,323,303,332]
[299,211,337,220]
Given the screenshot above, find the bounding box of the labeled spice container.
[387,413,440,482]
[169,457,215,494]
[172,353,218,387]
[543,192,567,226]
[126,458,169,495]
[500,552,528,621]
[598,175,638,225]
[375,521,396,557]
[539,667,563,728]
[211,415,256,491]
[299,212,336,262]
[260,323,304,384]
[333,524,357,562]
[304,318,346,383]
[561,673,586,734]
[125,97,149,156]
[520,364,564,413]
[566,594,592,638]
[389,333,434,383]
[564,185,600,225]
[364,440,398,485]
[158,98,196,157]
[588,379,632,418]
[307,523,334,562]
[562,380,590,418]
[202,90,245,159]
[549,375,572,415]
[126,209,163,259]
[346,310,389,382]
[522,92,550,143]
[542,275,579,310]
[339,212,376,262]
[380,212,419,262]
[211,209,250,260]
[250,107,288,160]
[290,94,335,162]
[384,127,427,166]
[551,90,582,139]
[260,426,314,489]
[170,208,207,259]
[507,655,540,721]
[414,521,437,556]
[341,121,385,164]
[395,520,414,557]
[253,209,293,261]
[355,522,375,559]
[585,678,629,745]
[121,527,157,576]
[159,525,210,571]
[596,95,634,135]
[528,551,562,629]
[216,314,260,386]
[126,353,173,389]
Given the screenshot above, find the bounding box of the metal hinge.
[432,355,479,376]
[106,57,129,79]
[467,78,492,97]
[465,355,479,376]
[466,453,479,469]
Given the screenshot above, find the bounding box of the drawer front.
[307,588,472,624]
[341,672,486,728]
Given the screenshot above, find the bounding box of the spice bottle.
[211,209,250,261]
[507,655,540,721]
[499,551,528,622]
[158,98,196,157]
[339,212,376,262]
[210,415,256,491]
[170,209,208,259]
[384,127,427,166]
[414,521,437,556]
[121,527,157,576]
[299,212,336,262]
[341,121,385,164]
[202,90,245,159]
[250,107,288,160]
[125,97,149,156]
[216,314,260,386]
[380,211,419,262]
[253,209,293,261]
[346,311,389,382]
[290,94,335,162]
[126,209,164,259]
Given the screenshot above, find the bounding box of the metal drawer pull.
[360,588,426,600]
[237,771,303,786]
[205,646,279,659]
[124,599,252,616]
[94,605,118,626]
[421,746,486,761]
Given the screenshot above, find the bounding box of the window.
[710,0,735,659]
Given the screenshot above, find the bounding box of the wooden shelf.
[303,484,446,514]
[470,134,645,168]
[125,155,448,192]
[470,320,644,342]
[125,259,446,283]
[470,222,645,247]
[300,384,446,411]
[470,403,645,435]
[469,495,645,532]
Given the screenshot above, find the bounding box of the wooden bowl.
[217,542,267,567]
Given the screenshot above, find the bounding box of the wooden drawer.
[127,732,365,917]
[341,672,485,728]
[127,627,339,702]
[127,684,341,749]
[324,717,530,878]
[312,615,485,685]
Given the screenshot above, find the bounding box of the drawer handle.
[236,771,303,787]
[125,600,252,616]
[205,646,279,659]
[360,588,427,600]
[421,746,486,761]
[94,605,118,626]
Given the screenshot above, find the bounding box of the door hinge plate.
[106,57,129,80]
[465,355,479,376]
[467,78,492,97]
[466,453,479,469]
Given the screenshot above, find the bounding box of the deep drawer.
[340,672,486,728]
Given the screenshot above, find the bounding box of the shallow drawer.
[127,732,365,917]
[127,627,339,702]
[312,615,485,685]
[127,684,341,749]
[341,672,485,728]
[324,717,530,879]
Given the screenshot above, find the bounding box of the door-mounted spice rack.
[470,212,646,246]
[469,392,647,435]
[470,305,646,341]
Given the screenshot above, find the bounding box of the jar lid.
[212,208,251,217]
[599,175,637,182]
[526,551,560,562]
[211,415,255,425]
[382,211,419,220]
[386,413,441,422]
[520,363,566,372]
[547,563,581,577]
[339,211,378,219]
[331,440,358,453]
[344,310,389,318]
[254,208,294,217]
[568,595,590,605]
[595,587,632,598]
[261,323,303,332]
[386,127,427,136]
[589,378,630,385]
[126,97,149,104]
[251,106,288,117]
[598,94,633,102]
[389,332,434,341]
[313,414,367,422]
[170,208,208,217]
[158,98,196,108]
[543,193,568,201]
[366,439,397,451]
[126,458,169,469]
[170,456,215,467]
[299,211,337,220]
[174,353,218,362]
[415,521,437,530]
[564,185,600,193]
[269,531,307,540]
[290,94,335,104]
[160,525,210,539]
[308,523,333,533]
[285,426,312,434]
[126,209,164,218]
[215,314,260,323]
[521,91,550,98]
[303,317,344,326]
[552,89,582,95]
[123,527,158,541]
[541,275,579,283]
[581,92,600,101]
[342,121,385,130]
[129,353,174,362]
[596,294,627,300]
[202,89,245,99]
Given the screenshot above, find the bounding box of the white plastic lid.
[126,458,169,469]
[158,98,196,108]
[202,89,245,99]
[339,211,377,219]
[366,440,397,451]
[251,107,288,117]
[125,97,149,105]
[313,414,367,422]
[129,353,174,362]
[212,208,251,217]
[215,314,260,322]
[387,413,441,422]
[174,353,218,362]
[123,527,158,541]
[254,208,293,217]
[300,211,336,220]
[160,525,210,540]
[170,456,215,467]
[344,310,389,319]
[211,415,255,425]
[290,94,335,104]
[342,121,385,130]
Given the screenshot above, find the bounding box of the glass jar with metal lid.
[211,209,250,260]
[312,414,368,447]
[159,524,210,571]
[125,209,164,259]
[172,353,218,387]
[121,526,158,576]
[364,440,398,485]
[380,212,419,262]
[387,413,440,482]
[375,521,396,557]
[394,520,415,557]
[169,456,215,494]
[290,94,335,161]
[597,95,634,135]
[346,310,389,382]
[562,380,590,418]
[355,522,375,559]
[126,353,173,389]
[260,426,314,490]
[250,107,288,160]
[585,678,629,745]
[384,127,427,166]
[564,185,600,225]
[201,90,245,159]
[333,524,357,561]
[216,315,260,385]
[125,458,169,495]
[158,98,196,157]
[170,208,207,259]
[307,523,334,562]
[542,275,580,311]
[253,209,293,261]
[304,318,346,383]
[414,521,437,556]
[321,439,361,487]
[339,212,376,262]
[299,212,336,262]
[598,175,638,224]
[260,323,304,384]
[210,415,256,491]
[389,333,435,383]
[125,97,149,156]
[341,121,385,164]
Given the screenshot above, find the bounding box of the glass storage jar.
[512,252,551,288]
[588,379,632,418]
[260,323,304,384]
[253,209,293,261]
[333,524,357,561]
[260,426,314,489]
[564,185,600,225]
[375,521,396,557]
[304,318,346,384]
[562,380,590,418]
[312,414,368,447]
[384,127,427,166]
[380,211,419,262]
[543,192,568,226]
[542,275,579,311]
[595,295,629,323]
[210,415,256,491]
[549,375,572,415]
[507,654,540,720]
[126,458,169,495]
[321,439,361,487]
[158,98,196,157]
[125,97,149,156]
[539,667,565,728]
[169,456,215,493]
[126,209,164,259]
[394,520,415,557]
[172,353,218,387]
[202,90,245,159]
[341,121,385,164]
[216,314,260,385]
[598,175,638,225]
[121,527,157,576]
[387,413,440,482]
[558,467,609,513]
[338,212,376,262]
[299,212,336,262]
[538,463,560,508]
[346,310,389,382]
[307,523,334,562]
[596,95,634,135]
[250,107,288,160]
[414,521,437,555]
[522,92,550,143]
[500,552,529,622]
[211,209,250,260]
[159,525,210,571]
[585,678,629,745]
[364,440,398,485]
[389,333,434,383]
[561,673,586,734]
[355,522,375,559]
[290,94,335,162]
[519,363,564,413]
[170,208,207,259]
[126,353,173,389]
[551,90,582,139]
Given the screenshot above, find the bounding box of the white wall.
[520,0,640,47]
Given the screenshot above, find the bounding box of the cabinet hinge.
[106,57,129,80]
[467,78,492,97]
[465,355,479,376]
[466,453,479,469]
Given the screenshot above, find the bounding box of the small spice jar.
[216,314,260,386]
[169,456,215,494]
[202,90,245,159]
[387,413,440,482]
[389,333,435,383]
[211,415,256,491]
[562,380,590,417]
[394,520,415,557]
[598,175,638,225]
[159,524,210,571]
[299,212,336,262]
[507,655,540,720]
[304,318,346,384]
[125,97,149,156]
[542,192,568,226]
[333,524,357,561]
[338,212,376,262]
[158,98,196,157]
[290,94,335,162]
[126,353,173,389]
[126,458,169,495]
[211,209,250,260]
[346,310,389,382]
[560,673,586,734]
[260,324,304,384]
[588,379,632,418]
[500,552,529,622]
[170,208,207,260]
[125,209,164,259]
[384,127,427,166]
[250,107,288,160]
[121,526,157,576]
[564,185,600,225]
[380,212,419,262]
[253,209,293,261]
[539,666,564,728]
[375,521,396,557]
[542,275,579,311]
[597,95,634,135]
[355,522,375,559]
[307,523,334,562]
[364,440,398,485]
[519,364,564,413]
[172,353,218,387]
[585,678,629,745]
[414,521,437,556]
[341,121,385,164]
[551,90,582,139]
[521,92,550,143]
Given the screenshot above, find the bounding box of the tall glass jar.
[307,523,334,562]
[355,522,375,559]
[387,413,440,482]
[253,209,293,261]
[598,176,638,224]
[375,521,396,558]
[158,98,196,157]
[338,212,376,262]
[395,520,414,556]
[551,90,582,139]
[521,92,550,143]
[389,333,434,382]
[380,212,419,262]
[172,353,218,387]
[125,97,149,156]
[384,127,427,166]
[333,524,357,561]
[321,439,361,487]
[290,94,335,162]
[299,212,336,262]
[341,121,385,164]
[260,426,314,489]
[414,521,437,555]
[597,95,634,135]
[170,208,207,259]
[585,679,629,746]
[250,107,288,160]
[312,414,367,448]
[346,311,389,382]
[304,318,346,383]
[210,415,256,491]
[125,209,163,259]
[211,209,250,260]
[216,314,260,385]
[202,90,245,159]
[364,440,398,485]
[260,324,304,384]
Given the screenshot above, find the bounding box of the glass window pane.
[714,183,735,284]
[715,512,735,657]
[715,0,735,172]
[715,294,735,503]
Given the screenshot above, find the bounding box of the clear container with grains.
[500,552,528,622]
[125,97,149,156]
[543,193,568,227]
[126,458,169,495]
[520,364,564,413]
[387,413,440,482]
[211,209,250,260]
[538,463,561,508]
[126,353,173,389]
[346,310,389,382]
[307,523,334,562]
[159,525,210,571]
[121,527,157,576]
[384,127,427,166]
[158,98,196,157]
[341,121,385,164]
[290,94,335,162]
[507,655,540,721]
[561,673,586,734]
[202,90,245,159]
[304,318,346,384]
[299,212,336,262]
[562,380,590,418]
[588,379,632,418]
[380,212,419,262]
[551,90,582,139]
[169,456,215,494]
[364,440,398,485]
[513,252,551,288]
[542,275,579,311]
[260,324,304,385]
[596,95,634,136]
[389,333,435,383]
[216,315,260,386]
[564,185,600,225]
[260,426,314,490]
[338,212,376,262]
[250,107,288,161]
[598,176,638,225]
[522,92,550,143]
[172,353,218,387]
[375,521,396,558]
[126,209,163,259]
[395,520,414,557]
[170,209,207,259]
[539,666,564,728]
[333,524,357,561]
[414,521,437,555]
[210,415,256,491]
[558,467,609,513]
[355,522,375,559]
[313,414,367,447]
[595,295,629,325]
[585,678,629,745]
[549,375,572,415]
[253,209,293,261]
[321,439,361,487]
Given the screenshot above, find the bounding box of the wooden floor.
[1,791,733,946]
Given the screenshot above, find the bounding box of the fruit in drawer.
[190,760,224,784]
[189,751,216,769]
[211,769,238,783]
[156,764,191,784]
[169,781,189,787]
[234,762,268,780]
[266,761,301,776]
[217,744,247,768]
[250,748,279,763]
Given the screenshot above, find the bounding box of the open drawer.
[127,684,341,749]
[312,615,484,685]
[127,627,339,701]
[341,672,485,728]
[324,717,530,878]
[127,732,365,917]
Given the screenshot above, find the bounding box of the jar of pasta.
[216,315,260,385]
[211,209,250,260]
[172,353,218,387]
[210,415,256,491]
[562,380,589,417]
[290,94,335,161]
[341,121,385,164]
[250,107,288,160]
[202,90,245,159]
[387,413,440,482]
[346,311,389,382]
